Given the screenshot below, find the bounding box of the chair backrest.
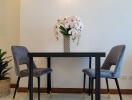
[11,46,36,76]
[101,45,126,78]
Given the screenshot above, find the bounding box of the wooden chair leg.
[83,73,86,93]
[91,78,94,100]
[115,78,122,100]
[13,77,20,99]
[106,78,109,94]
[38,77,40,100]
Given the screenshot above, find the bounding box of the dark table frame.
[28,52,105,100]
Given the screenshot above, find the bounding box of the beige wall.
[0,0,20,83]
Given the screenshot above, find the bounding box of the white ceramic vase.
[63,36,70,52]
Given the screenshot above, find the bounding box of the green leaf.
[0,51,7,59]
[0,49,12,79]
[59,25,66,31]
[59,26,67,33]
[59,25,71,36]
[60,30,66,35]
[2,56,12,60]
[2,67,11,75]
[0,49,2,54]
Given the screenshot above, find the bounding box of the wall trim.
[11,84,132,94]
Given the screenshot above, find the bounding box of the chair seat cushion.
[82,68,114,78]
[19,68,52,77]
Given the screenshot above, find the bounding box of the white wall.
[20,0,132,89]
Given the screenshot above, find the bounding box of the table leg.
[95,57,101,100]
[89,57,92,69]
[29,57,33,100]
[47,57,51,93]
[88,57,92,95]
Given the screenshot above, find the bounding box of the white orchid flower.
[55,16,83,45]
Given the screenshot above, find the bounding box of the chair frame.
[83,45,125,100]
[11,46,52,100]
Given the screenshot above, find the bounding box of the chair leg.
[83,73,86,93]
[114,78,122,100]
[38,77,40,100]
[88,77,91,96]
[106,78,109,94]
[28,77,30,91]
[13,77,20,99]
[91,78,94,100]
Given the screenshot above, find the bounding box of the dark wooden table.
[28,52,105,100]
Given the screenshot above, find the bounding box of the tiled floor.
[0,89,132,100]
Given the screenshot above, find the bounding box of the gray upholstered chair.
[82,45,126,100]
[11,46,52,100]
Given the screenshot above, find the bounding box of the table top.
[28,52,105,57]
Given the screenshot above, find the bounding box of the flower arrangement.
[55,16,83,45]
